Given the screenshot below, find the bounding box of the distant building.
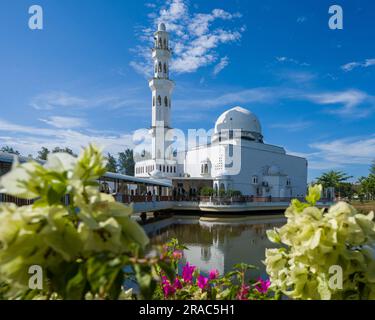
[135,23,308,198]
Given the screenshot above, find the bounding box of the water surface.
[149,216,285,279]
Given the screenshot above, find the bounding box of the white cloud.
[309,135,375,166]
[39,116,88,129]
[275,56,310,67]
[131,0,243,75]
[213,56,229,75]
[29,88,149,112]
[286,135,375,172]
[30,92,87,110]
[174,87,280,109]
[341,58,375,72]
[270,121,312,132]
[278,71,316,84]
[173,86,374,118]
[305,89,374,117]
[0,118,134,156]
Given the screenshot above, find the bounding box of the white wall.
[185,140,307,197]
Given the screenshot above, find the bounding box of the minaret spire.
[134,23,177,179]
[149,23,175,161]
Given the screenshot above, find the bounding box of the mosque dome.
[214,107,262,134]
[158,23,166,31]
[213,107,263,143]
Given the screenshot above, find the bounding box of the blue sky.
[0,0,374,181]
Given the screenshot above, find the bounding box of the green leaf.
[65,264,87,300]
[305,184,322,206]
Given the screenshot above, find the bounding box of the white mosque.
[135,23,308,199]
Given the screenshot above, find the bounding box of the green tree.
[37,147,50,160]
[370,160,375,176]
[316,170,353,198]
[37,147,77,161]
[105,153,118,173]
[316,170,352,188]
[1,146,20,155]
[358,175,375,201]
[118,149,135,176]
[200,186,214,196]
[52,147,76,157]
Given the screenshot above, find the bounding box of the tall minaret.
[149,23,174,161]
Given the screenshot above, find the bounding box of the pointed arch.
[157,95,161,106]
[164,96,168,107]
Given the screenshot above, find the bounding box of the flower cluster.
[0,145,155,300]
[265,185,375,300]
[159,240,272,300]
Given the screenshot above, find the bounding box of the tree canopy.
[118,149,135,176]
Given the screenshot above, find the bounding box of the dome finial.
[158,23,166,31]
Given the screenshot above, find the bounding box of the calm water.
[149,216,285,279]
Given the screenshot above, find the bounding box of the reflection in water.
[149,218,284,279]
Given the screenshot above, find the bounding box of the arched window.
[164,63,167,74]
[204,164,208,174]
[158,62,162,73]
[152,96,155,106]
[157,96,161,106]
[164,96,168,107]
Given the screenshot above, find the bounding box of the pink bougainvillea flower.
[172,250,183,260]
[237,284,250,300]
[182,262,196,283]
[161,276,177,297]
[209,269,219,280]
[255,277,271,294]
[174,277,183,290]
[163,283,176,297]
[197,275,209,289]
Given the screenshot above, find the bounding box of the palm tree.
[316,170,353,198]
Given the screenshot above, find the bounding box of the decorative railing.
[0,193,333,207]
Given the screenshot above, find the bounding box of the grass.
[350,201,375,214]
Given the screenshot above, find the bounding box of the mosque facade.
[135,23,308,199]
